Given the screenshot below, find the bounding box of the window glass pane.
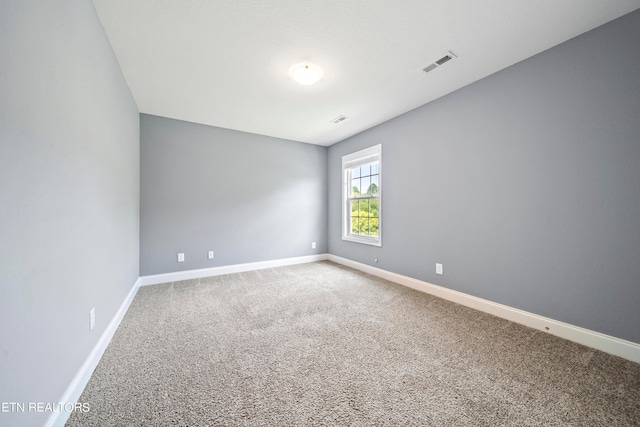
[351,217,358,234]
[351,179,360,197]
[361,176,371,195]
[359,218,369,235]
[352,167,361,178]
[371,163,378,175]
[361,164,371,177]
[358,199,368,215]
[369,199,378,218]
[370,176,379,195]
[370,218,379,236]
[351,200,359,214]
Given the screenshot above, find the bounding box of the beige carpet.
[67,261,640,426]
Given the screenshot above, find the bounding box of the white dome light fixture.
[289,63,323,85]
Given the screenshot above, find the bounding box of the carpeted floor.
[67,261,640,426]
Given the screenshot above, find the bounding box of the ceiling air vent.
[330,115,348,124]
[435,54,453,66]
[422,63,438,73]
[422,51,457,74]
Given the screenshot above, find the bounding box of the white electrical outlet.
[311,242,316,249]
[90,308,95,331]
[436,263,444,275]
[177,253,185,262]
[208,250,214,259]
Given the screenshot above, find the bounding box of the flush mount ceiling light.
[289,63,323,85]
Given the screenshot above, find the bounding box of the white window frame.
[342,144,382,247]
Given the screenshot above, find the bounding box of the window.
[342,144,381,246]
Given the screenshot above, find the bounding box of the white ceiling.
[92,0,640,146]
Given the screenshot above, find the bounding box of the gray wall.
[0,1,139,426]
[328,10,640,344]
[140,114,327,276]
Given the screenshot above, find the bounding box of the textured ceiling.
[92,0,640,146]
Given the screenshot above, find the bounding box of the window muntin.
[342,145,381,246]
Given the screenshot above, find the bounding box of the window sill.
[342,235,381,247]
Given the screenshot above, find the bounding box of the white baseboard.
[44,278,141,427]
[139,254,330,286]
[328,255,640,364]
